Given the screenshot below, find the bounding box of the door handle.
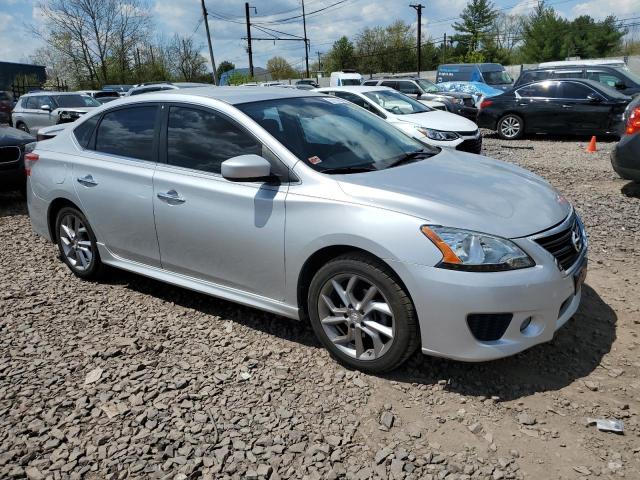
[157,190,186,204]
[561,104,572,108]
[77,174,98,187]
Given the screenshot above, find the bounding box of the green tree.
[216,60,235,80]
[563,15,626,59]
[519,2,567,62]
[326,36,355,71]
[452,0,498,55]
[266,56,296,79]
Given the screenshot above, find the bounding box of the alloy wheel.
[317,274,395,360]
[59,213,94,272]
[500,116,521,138]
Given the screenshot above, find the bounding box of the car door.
[152,104,288,300]
[72,104,162,267]
[514,81,564,132]
[29,95,57,133]
[557,81,611,133]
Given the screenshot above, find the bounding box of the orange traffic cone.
[586,136,597,153]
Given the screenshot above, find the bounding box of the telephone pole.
[442,32,447,64]
[316,51,322,71]
[302,0,310,78]
[410,4,424,76]
[200,0,218,85]
[245,2,255,78]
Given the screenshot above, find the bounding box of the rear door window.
[397,81,420,94]
[381,81,398,90]
[517,81,560,98]
[95,106,158,161]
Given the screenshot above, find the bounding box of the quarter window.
[167,106,261,174]
[586,71,622,88]
[95,106,158,161]
[74,115,100,149]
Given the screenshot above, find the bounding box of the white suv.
[11,92,100,134]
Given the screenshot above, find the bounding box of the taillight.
[626,106,640,135]
[24,144,39,176]
[480,99,493,109]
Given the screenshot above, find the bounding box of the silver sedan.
[26,87,587,372]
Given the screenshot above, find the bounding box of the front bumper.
[452,104,478,121]
[611,133,640,181]
[390,219,587,362]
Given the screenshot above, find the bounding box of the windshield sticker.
[308,156,322,165]
[323,97,350,104]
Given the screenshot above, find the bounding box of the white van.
[330,71,362,87]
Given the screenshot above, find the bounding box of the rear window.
[95,106,158,160]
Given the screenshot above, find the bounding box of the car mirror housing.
[41,105,52,112]
[586,94,602,103]
[221,154,273,182]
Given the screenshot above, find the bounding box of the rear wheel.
[307,253,419,373]
[16,122,29,133]
[497,114,524,140]
[55,207,103,280]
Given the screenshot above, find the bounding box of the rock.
[84,367,103,385]
[468,422,483,434]
[25,467,44,480]
[390,459,404,476]
[375,447,393,464]
[573,466,591,475]
[583,381,599,391]
[517,413,536,426]
[380,411,395,429]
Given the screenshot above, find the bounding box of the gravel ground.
[1,133,639,480]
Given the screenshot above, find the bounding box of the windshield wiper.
[386,150,431,168]
[320,165,377,174]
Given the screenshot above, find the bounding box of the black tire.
[497,113,524,140]
[307,252,419,373]
[16,122,29,133]
[55,207,103,280]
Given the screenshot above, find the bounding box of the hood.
[0,125,35,146]
[433,91,473,100]
[336,148,570,238]
[392,110,478,132]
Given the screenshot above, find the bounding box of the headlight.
[58,111,80,123]
[416,128,459,141]
[421,225,535,272]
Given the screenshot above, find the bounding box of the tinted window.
[586,70,622,88]
[95,106,158,160]
[52,95,99,108]
[381,81,398,89]
[560,82,596,99]
[363,80,378,86]
[397,81,420,94]
[519,71,550,84]
[167,106,261,174]
[517,81,560,98]
[332,91,369,108]
[74,115,99,148]
[22,97,33,109]
[554,70,583,79]
[31,96,51,109]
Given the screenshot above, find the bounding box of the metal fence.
[9,77,69,101]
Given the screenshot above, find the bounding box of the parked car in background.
[296,79,319,88]
[436,63,514,91]
[316,86,482,153]
[26,86,587,372]
[102,84,133,96]
[330,70,362,86]
[362,77,478,121]
[259,81,285,87]
[11,92,101,134]
[515,62,640,96]
[477,79,631,140]
[0,125,35,193]
[437,81,504,108]
[77,90,121,104]
[611,96,640,181]
[0,91,13,124]
[127,82,210,96]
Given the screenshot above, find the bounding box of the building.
[0,61,47,91]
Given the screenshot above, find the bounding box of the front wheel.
[16,122,29,133]
[307,253,419,373]
[497,114,524,140]
[55,207,103,279]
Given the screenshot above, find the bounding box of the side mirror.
[614,81,626,90]
[41,105,52,112]
[586,94,602,103]
[221,154,272,182]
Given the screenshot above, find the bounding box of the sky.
[0,0,638,71]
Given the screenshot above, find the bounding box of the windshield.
[52,94,100,108]
[483,70,513,85]
[363,89,430,115]
[416,79,440,93]
[237,97,438,173]
[341,79,361,86]
[613,66,640,86]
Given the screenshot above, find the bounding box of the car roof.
[24,91,78,96]
[137,86,323,104]
[316,86,393,94]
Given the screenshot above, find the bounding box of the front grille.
[535,215,583,271]
[0,146,21,164]
[456,136,482,154]
[467,313,513,341]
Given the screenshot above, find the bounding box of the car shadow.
[0,191,27,218]
[384,283,616,401]
[481,130,619,144]
[621,181,640,198]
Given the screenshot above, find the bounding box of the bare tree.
[168,35,208,82]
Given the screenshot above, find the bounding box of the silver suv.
[12,92,100,134]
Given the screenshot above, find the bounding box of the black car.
[362,77,478,121]
[611,96,640,181]
[0,125,35,193]
[477,79,631,140]
[515,64,640,96]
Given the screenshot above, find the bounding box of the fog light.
[520,316,532,333]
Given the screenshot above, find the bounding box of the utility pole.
[245,2,255,78]
[200,0,218,85]
[442,32,447,64]
[410,4,424,76]
[316,51,322,71]
[302,0,310,78]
